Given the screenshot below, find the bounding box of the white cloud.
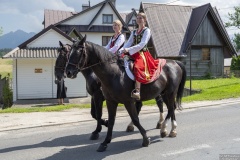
[0,0,239,36]
[0,0,75,34]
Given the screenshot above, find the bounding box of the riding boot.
[131,81,141,100]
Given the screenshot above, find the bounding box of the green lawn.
[1,77,240,113]
[183,78,240,102]
[142,77,240,105]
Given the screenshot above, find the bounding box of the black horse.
[55,41,165,140]
[65,36,186,152]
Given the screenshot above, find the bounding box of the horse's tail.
[175,60,187,110]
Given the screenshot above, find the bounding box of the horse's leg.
[125,102,150,147]
[126,101,142,132]
[97,100,118,152]
[155,95,164,129]
[90,91,105,140]
[169,112,177,137]
[161,95,175,138]
[169,102,177,137]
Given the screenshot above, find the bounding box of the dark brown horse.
[65,36,186,152]
[55,41,165,140]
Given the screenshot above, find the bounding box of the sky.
[0,0,239,36]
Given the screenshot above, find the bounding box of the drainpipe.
[189,42,192,95]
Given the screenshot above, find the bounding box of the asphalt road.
[0,102,239,160]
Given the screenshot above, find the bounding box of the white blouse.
[119,27,151,55]
[105,34,125,54]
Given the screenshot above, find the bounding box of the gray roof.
[141,3,194,57]
[3,48,59,59]
[57,25,118,33]
[141,3,237,58]
[43,9,77,28]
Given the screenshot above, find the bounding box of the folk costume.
[105,33,125,54]
[119,27,161,84]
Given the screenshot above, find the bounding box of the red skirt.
[131,51,165,84]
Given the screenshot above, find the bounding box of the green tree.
[225,6,240,51]
[0,26,2,35]
[233,33,240,51]
[231,55,240,70]
[225,6,240,28]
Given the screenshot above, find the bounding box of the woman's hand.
[123,48,129,53]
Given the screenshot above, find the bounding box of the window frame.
[102,36,112,46]
[102,14,113,24]
[202,48,210,61]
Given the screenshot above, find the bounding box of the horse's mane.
[86,41,118,62]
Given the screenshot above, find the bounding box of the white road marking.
[233,138,240,141]
[162,144,211,157]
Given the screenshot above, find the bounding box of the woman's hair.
[113,19,123,31]
[137,12,147,22]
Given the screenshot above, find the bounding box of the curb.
[1,99,240,132]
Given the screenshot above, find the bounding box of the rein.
[68,55,118,71]
[67,43,119,71]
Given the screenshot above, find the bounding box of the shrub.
[2,77,13,109]
[230,55,240,70]
[204,71,212,79]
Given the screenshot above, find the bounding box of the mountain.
[0,30,36,49]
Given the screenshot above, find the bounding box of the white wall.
[17,59,53,99]
[15,59,87,100]
[92,4,118,25]
[28,30,72,48]
[12,59,17,101]
[62,6,101,25]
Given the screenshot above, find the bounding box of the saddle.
[122,56,135,81]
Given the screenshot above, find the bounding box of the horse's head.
[55,41,71,81]
[66,35,88,79]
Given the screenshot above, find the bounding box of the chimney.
[82,0,91,11]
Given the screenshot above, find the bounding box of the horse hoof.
[97,143,107,152]
[126,126,134,132]
[142,137,151,147]
[169,131,177,137]
[161,131,168,138]
[90,133,99,140]
[156,123,161,129]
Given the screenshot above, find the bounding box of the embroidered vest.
[110,34,124,50]
[132,28,148,52]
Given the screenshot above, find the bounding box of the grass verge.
[1,78,240,113]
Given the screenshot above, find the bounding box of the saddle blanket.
[124,58,166,84]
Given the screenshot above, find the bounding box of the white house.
[3,25,87,101]
[3,0,131,102]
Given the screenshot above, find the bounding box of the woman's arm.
[127,28,151,55]
[109,34,125,54]
[118,31,134,54]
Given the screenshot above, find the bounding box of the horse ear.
[83,35,87,42]
[59,41,64,48]
[78,35,87,46]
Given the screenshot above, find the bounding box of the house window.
[202,48,210,60]
[132,20,136,25]
[102,36,112,46]
[103,14,113,24]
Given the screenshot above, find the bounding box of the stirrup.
[131,89,140,100]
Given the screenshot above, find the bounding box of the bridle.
[55,45,71,80]
[67,43,118,71]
